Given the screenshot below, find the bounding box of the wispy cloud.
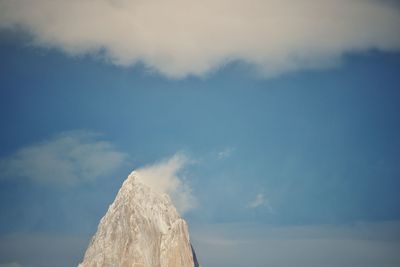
[0,0,399,78]
[217,147,235,160]
[248,193,273,212]
[0,130,127,186]
[135,153,196,214]
[248,193,267,208]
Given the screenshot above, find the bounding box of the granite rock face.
[78,171,199,267]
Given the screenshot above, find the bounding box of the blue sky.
[0,1,400,267]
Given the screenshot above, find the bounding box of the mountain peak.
[78,170,199,267]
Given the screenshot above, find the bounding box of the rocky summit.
[78,171,199,267]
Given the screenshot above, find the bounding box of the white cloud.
[0,0,399,78]
[248,193,267,208]
[0,130,127,186]
[217,148,235,160]
[135,153,196,214]
[248,193,273,212]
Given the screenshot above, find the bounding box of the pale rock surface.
[78,171,199,267]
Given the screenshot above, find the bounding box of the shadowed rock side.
[78,171,199,267]
[191,245,200,267]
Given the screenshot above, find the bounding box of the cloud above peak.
[0,0,399,78]
[135,153,196,214]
